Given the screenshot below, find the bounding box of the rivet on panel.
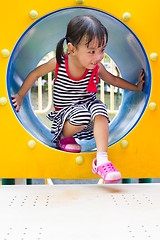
[28,140,36,148]
[29,10,38,19]
[150,53,158,61]
[1,49,10,58]
[76,156,84,164]
[76,0,84,4]
[123,12,131,21]
[120,140,128,148]
[0,97,7,105]
[149,102,157,111]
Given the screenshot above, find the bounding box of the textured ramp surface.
[0,184,160,239]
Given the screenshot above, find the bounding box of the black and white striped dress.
[47,54,110,143]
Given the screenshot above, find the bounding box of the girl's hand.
[11,93,23,112]
[137,69,144,91]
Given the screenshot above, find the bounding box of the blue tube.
[7,7,151,152]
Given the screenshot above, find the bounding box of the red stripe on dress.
[54,106,63,111]
[87,65,100,92]
[54,62,59,83]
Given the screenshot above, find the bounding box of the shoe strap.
[97,162,117,173]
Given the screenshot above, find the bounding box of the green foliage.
[104,54,110,63]
[43,71,55,80]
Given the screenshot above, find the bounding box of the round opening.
[7,7,151,152]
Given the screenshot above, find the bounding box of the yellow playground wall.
[0,0,160,179]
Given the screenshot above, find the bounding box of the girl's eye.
[89,51,95,54]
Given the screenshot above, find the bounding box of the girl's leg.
[94,115,109,152]
[57,121,84,152]
[57,107,91,152]
[93,115,109,166]
[56,121,85,153]
[62,120,85,138]
[62,106,91,138]
[93,114,121,183]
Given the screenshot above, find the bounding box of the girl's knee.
[94,114,106,119]
[94,114,109,122]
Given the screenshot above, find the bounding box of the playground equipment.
[0,0,160,238]
[7,7,151,152]
[1,0,159,179]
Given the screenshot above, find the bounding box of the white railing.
[34,72,52,114]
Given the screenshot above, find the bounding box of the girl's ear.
[68,43,76,55]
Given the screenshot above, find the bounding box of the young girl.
[12,15,144,183]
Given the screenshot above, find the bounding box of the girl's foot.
[56,137,81,153]
[92,158,121,183]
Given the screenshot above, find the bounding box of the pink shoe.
[56,137,81,153]
[92,158,121,183]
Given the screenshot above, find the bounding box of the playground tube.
[7,7,151,152]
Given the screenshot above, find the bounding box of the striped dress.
[47,54,110,143]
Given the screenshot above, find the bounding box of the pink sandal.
[56,137,81,153]
[92,158,121,183]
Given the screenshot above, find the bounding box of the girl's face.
[71,36,106,70]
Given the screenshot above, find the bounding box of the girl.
[12,15,144,183]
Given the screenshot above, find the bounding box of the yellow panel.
[0,0,160,179]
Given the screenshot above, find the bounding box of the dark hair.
[56,15,108,65]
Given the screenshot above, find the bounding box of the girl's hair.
[56,15,108,65]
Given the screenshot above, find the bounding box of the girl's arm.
[98,63,144,92]
[12,57,56,112]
